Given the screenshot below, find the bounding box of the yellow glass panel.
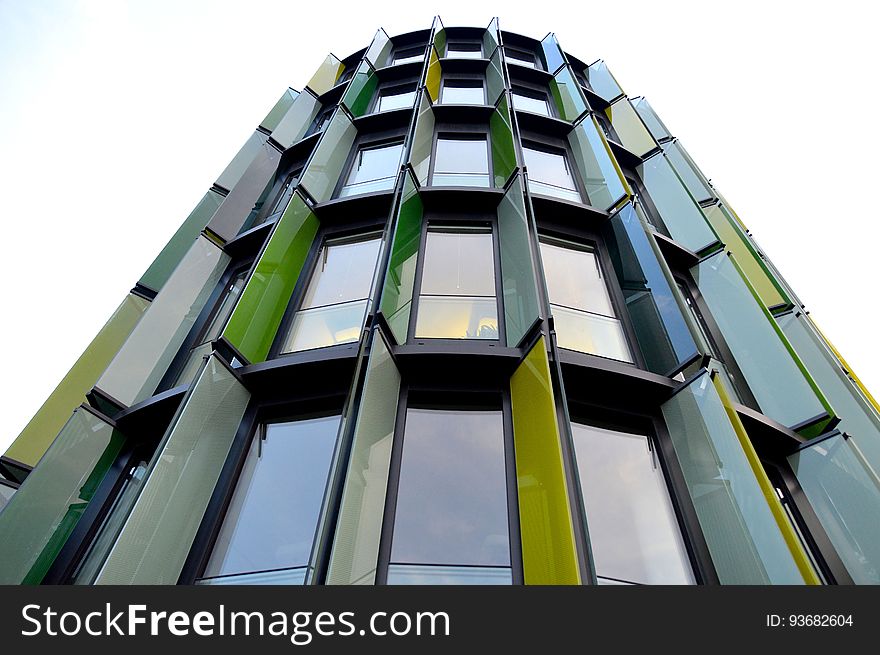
[425,47,441,102]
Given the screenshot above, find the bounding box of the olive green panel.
[139,189,225,293]
[0,408,125,584]
[342,60,379,118]
[299,109,358,203]
[95,356,250,584]
[510,337,581,585]
[221,193,320,363]
[490,93,517,187]
[702,203,791,310]
[365,29,392,68]
[379,171,422,344]
[550,66,588,122]
[425,47,441,103]
[270,90,322,149]
[498,175,541,347]
[306,54,344,97]
[567,115,631,211]
[605,97,657,158]
[410,90,435,186]
[5,294,149,466]
[432,25,446,60]
[486,47,505,106]
[260,88,299,132]
[215,131,268,192]
[96,236,230,407]
[327,332,401,585]
[540,33,565,73]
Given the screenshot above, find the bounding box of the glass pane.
[506,48,537,69]
[788,435,880,584]
[377,89,416,112]
[552,305,632,362]
[425,47,441,102]
[586,60,623,102]
[387,564,512,584]
[215,131,268,192]
[300,111,358,204]
[567,116,630,211]
[199,568,308,585]
[391,408,509,567]
[605,98,657,157]
[420,230,495,296]
[524,146,581,202]
[512,90,550,116]
[327,333,401,585]
[638,153,718,253]
[490,94,517,187]
[341,61,379,118]
[365,28,392,68]
[540,33,565,73]
[433,137,489,176]
[201,270,248,344]
[261,88,298,132]
[306,54,344,96]
[222,195,320,363]
[282,300,368,352]
[0,484,15,513]
[271,91,321,149]
[0,408,124,584]
[632,97,672,142]
[301,237,381,309]
[510,336,581,584]
[410,91,435,186]
[441,81,485,105]
[203,415,340,581]
[95,355,251,584]
[97,236,230,406]
[173,341,213,388]
[415,296,499,340]
[570,423,694,584]
[604,203,700,374]
[341,142,403,197]
[392,47,425,65]
[663,140,714,203]
[486,48,505,106]
[693,252,830,431]
[540,240,613,315]
[660,371,809,584]
[550,66,588,122]
[447,44,482,59]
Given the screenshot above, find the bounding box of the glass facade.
[340,142,404,197]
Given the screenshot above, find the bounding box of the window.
[199,414,341,585]
[511,87,551,116]
[308,105,334,136]
[523,144,582,203]
[540,237,632,362]
[334,67,355,87]
[338,141,403,197]
[505,47,538,69]
[280,234,381,353]
[387,407,512,584]
[446,42,482,59]
[570,422,694,585]
[376,85,416,113]
[431,135,490,187]
[391,45,426,66]
[440,79,485,105]
[415,226,499,340]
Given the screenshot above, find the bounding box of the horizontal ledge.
[438,57,490,74]
[515,109,574,138]
[418,185,506,213]
[557,348,677,405]
[352,106,413,133]
[652,231,701,270]
[239,344,360,400]
[313,189,396,222]
[431,103,496,124]
[528,192,609,224]
[506,62,554,84]
[607,138,647,169]
[394,342,523,387]
[734,401,807,457]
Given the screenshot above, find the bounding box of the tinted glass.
[441,80,485,105]
[377,88,416,112]
[523,146,581,202]
[512,90,551,116]
[432,137,490,187]
[201,415,340,584]
[340,142,403,197]
[571,423,694,585]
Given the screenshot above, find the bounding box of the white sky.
[1,0,878,454]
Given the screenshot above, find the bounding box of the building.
[1,18,878,586]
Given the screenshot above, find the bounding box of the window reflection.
[339,142,403,197]
[523,145,581,202]
[431,136,490,187]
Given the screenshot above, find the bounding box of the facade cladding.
[1,18,880,586]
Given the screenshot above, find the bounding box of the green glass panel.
[586,60,623,102]
[425,47,441,103]
[604,203,700,374]
[540,33,565,73]
[299,110,358,203]
[510,336,581,585]
[663,139,714,203]
[638,153,718,253]
[486,48,505,106]
[498,175,541,347]
[306,54,344,97]
[410,90,435,186]
[632,97,672,142]
[432,24,447,62]
[5,294,148,467]
[788,434,880,584]
[215,131,268,192]
[326,332,401,585]
[567,116,630,211]
[139,190,224,293]
[660,371,810,584]
[490,94,517,188]
[342,60,379,118]
[550,66,588,122]
[270,90,321,149]
[693,252,832,432]
[379,171,422,344]
[483,18,499,55]
[365,29,392,68]
[95,355,250,584]
[222,194,319,363]
[605,97,657,158]
[703,203,790,310]
[260,88,298,132]
[0,408,125,584]
[96,236,230,407]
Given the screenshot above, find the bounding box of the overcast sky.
[1,0,878,454]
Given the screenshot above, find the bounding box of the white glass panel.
[540,241,614,315]
[512,91,550,116]
[524,146,581,202]
[441,82,485,105]
[553,305,632,362]
[282,300,369,352]
[420,230,496,297]
[301,238,382,309]
[415,296,499,340]
[340,143,403,197]
[378,90,416,112]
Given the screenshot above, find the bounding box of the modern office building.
[1,18,879,586]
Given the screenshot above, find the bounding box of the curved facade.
[2,18,880,586]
